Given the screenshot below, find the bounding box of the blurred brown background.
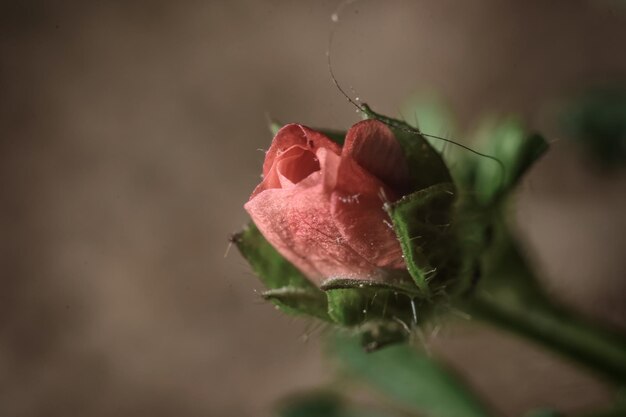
[1,1,625,416]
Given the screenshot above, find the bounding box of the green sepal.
[385,183,458,295]
[451,122,548,291]
[361,103,452,191]
[267,118,346,145]
[329,334,494,417]
[324,285,415,327]
[450,121,547,293]
[263,287,331,321]
[268,119,283,136]
[465,119,548,205]
[232,223,330,319]
[320,277,420,297]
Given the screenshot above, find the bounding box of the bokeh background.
[1,1,625,416]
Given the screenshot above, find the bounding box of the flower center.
[277,146,321,184]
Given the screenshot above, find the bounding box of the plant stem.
[468,289,626,385]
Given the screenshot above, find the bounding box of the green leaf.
[277,392,344,417]
[507,132,548,185]
[559,87,626,168]
[269,119,283,136]
[361,104,453,191]
[468,119,548,205]
[233,223,330,320]
[330,335,493,417]
[385,183,458,295]
[401,95,458,154]
[277,391,396,417]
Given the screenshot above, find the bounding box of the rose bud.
[237,107,549,350]
[244,120,413,287]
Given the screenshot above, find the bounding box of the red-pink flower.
[245,120,410,286]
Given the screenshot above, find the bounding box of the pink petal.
[343,119,410,193]
[276,146,320,188]
[331,191,405,270]
[331,157,405,271]
[251,144,323,198]
[263,124,341,178]
[245,149,380,285]
[247,123,408,286]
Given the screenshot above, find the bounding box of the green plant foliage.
[320,277,421,297]
[262,287,331,321]
[276,391,394,417]
[330,335,494,417]
[460,119,548,206]
[560,87,626,168]
[450,121,548,292]
[232,223,330,320]
[385,182,458,295]
[268,119,283,136]
[466,217,626,384]
[277,392,344,417]
[234,224,422,330]
[323,285,414,327]
[401,95,458,154]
